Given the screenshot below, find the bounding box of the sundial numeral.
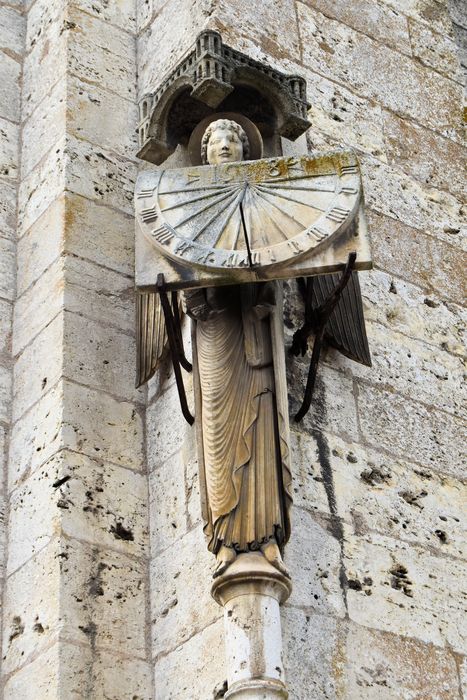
[137,188,155,199]
[141,206,159,223]
[307,226,327,242]
[326,206,350,223]
[287,239,303,255]
[151,226,174,245]
[186,171,201,185]
[340,165,358,176]
[196,250,216,264]
[340,185,358,195]
[174,240,194,257]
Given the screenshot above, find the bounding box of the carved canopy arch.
[136,30,311,165]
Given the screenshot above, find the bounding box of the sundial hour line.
[255,184,326,215]
[158,183,240,195]
[254,188,310,231]
[160,187,237,213]
[259,183,336,194]
[192,191,241,242]
[261,171,335,184]
[172,189,240,229]
[251,190,289,242]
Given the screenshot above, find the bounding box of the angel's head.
[201,119,250,165]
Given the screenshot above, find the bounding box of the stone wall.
[138,1,465,698]
[0,0,464,698]
[1,1,152,697]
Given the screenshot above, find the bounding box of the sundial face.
[135,152,362,273]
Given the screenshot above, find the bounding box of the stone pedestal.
[211,552,292,700]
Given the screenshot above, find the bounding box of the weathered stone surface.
[216,0,300,61]
[8,449,148,571]
[358,384,465,480]
[381,0,454,35]
[62,381,144,471]
[21,78,66,180]
[287,361,359,443]
[297,3,464,139]
[288,429,330,514]
[361,155,465,247]
[18,137,66,236]
[153,619,226,698]
[12,313,63,422]
[77,0,137,33]
[331,320,465,418]
[137,0,212,94]
[22,0,67,120]
[344,623,462,699]
[368,210,466,304]
[0,364,11,424]
[13,258,64,355]
[16,196,64,296]
[306,73,386,159]
[0,298,12,355]
[64,192,134,276]
[68,8,136,101]
[68,76,139,159]
[8,382,64,488]
[0,181,16,239]
[282,608,342,700]
[150,525,219,658]
[3,537,147,674]
[300,0,411,53]
[64,256,136,334]
[0,6,23,57]
[320,432,466,561]
[147,384,194,468]
[360,270,466,358]
[0,117,19,181]
[0,51,20,122]
[64,311,143,403]
[149,451,189,555]
[285,507,346,616]
[344,531,466,652]
[66,136,136,215]
[382,111,466,200]
[0,237,15,301]
[409,18,464,82]
[4,642,152,700]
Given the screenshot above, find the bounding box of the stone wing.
[136,291,169,387]
[313,271,371,366]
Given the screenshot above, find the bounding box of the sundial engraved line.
[160,187,240,212]
[158,183,235,195]
[254,184,328,213]
[191,191,241,243]
[249,187,281,248]
[253,187,315,230]
[251,190,289,244]
[171,189,240,230]
[259,183,336,193]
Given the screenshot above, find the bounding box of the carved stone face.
[204,119,245,165]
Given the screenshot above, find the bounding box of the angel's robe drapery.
[191,283,292,555]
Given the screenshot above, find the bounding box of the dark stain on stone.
[52,475,71,488]
[110,521,134,541]
[390,564,413,597]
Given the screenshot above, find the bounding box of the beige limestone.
[0,0,465,697]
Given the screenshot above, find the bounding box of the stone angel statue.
[138,119,293,578]
[136,118,371,578]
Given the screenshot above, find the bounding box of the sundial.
[135,151,371,290]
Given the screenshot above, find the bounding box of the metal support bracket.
[156,274,194,425]
[291,252,357,422]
